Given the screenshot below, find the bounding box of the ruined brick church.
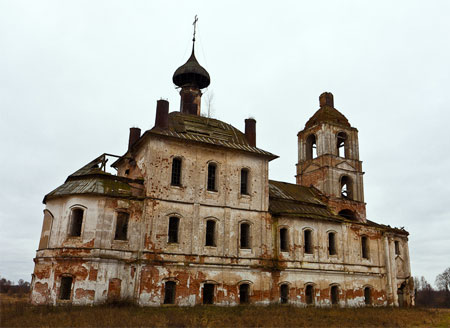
[30,34,414,307]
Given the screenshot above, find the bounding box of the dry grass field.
[1,295,449,327]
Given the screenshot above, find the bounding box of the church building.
[30,33,413,307]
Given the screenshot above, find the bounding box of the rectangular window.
[331,286,339,305]
[240,169,249,195]
[171,158,182,186]
[305,285,314,305]
[59,276,73,300]
[239,284,250,304]
[114,212,129,240]
[240,223,250,249]
[207,163,216,191]
[205,220,216,247]
[69,208,84,237]
[163,281,176,304]
[168,217,179,243]
[362,236,369,259]
[280,228,288,252]
[394,241,400,255]
[328,232,336,255]
[280,284,289,304]
[304,230,312,254]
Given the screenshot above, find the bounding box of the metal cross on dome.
[192,15,198,42]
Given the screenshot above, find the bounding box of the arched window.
[207,163,217,191]
[59,276,73,300]
[240,223,251,249]
[279,228,288,252]
[205,220,216,247]
[337,132,348,158]
[203,283,215,304]
[240,168,249,195]
[163,281,176,304]
[304,229,313,254]
[305,285,314,305]
[364,287,372,305]
[306,134,317,160]
[361,236,369,259]
[340,176,353,199]
[330,285,339,305]
[168,217,180,243]
[171,157,182,186]
[69,208,84,237]
[239,283,250,304]
[280,284,289,304]
[114,212,129,240]
[339,209,357,221]
[328,232,337,255]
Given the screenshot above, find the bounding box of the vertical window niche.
[304,229,313,254]
[328,232,337,256]
[163,281,176,304]
[240,223,251,249]
[340,176,353,199]
[59,276,73,300]
[337,132,348,158]
[330,285,339,305]
[305,285,314,305]
[361,236,369,259]
[280,284,289,304]
[203,283,215,304]
[205,220,216,247]
[207,163,217,191]
[114,212,129,241]
[279,228,288,252]
[171,157,182,186]
[364,287,372,305]
[68,208,84,237]
[240,168,249,195]
[306,134,317,160]
[168,217,180,244]
[395,240,400,255]
[239,283,250,304]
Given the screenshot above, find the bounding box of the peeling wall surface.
[30,92,413,307]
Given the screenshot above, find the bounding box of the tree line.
[0,277,30,297]
[414,267,450,308]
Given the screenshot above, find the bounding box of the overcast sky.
[1,1,449,286]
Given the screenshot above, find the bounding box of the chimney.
[155,99,169,129]
[128,127,141,150]
[319,92,334,108]
[245,118,256,147]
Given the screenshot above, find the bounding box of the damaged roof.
[43,154,144,203]
[304,105,351,129]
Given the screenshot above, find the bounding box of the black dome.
[173,49,210,89]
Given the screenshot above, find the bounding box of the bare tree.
[435,267,450,291]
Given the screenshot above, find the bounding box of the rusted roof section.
[304,106,351,129]
[44,154,144,203]
[269,180,335,219]
[147,112,278,160]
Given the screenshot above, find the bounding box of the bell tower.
[296,92,366,222]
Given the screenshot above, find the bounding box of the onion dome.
[173,47,210,89]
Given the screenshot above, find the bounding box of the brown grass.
[1,295,449,327]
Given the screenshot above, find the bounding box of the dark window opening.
[306,134,317,160]
[395,241,400,255]
[280,284,289,304]
[114,212,129,240]
[364,287,371,305]
[340,176,353,199]
[207,163,217,191]
[339,209,357,221]
[203,283,215,304]
[59,276,73,300]
[362,236,369,259]
[280,228,288,252]
[240,169,249,195]
[69,208,84,237]
[168,217,179,243]
[239,283,250,304]
[163,281,176,304]
[331,285,339,305]
[328,232,336,255]
[304,229,313,254]
[305,285,314,305]
[337,132,348,158]
[125,169,130,175]
[205,220,216,247]
[171,158,182,186]
[240,223,250,249]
